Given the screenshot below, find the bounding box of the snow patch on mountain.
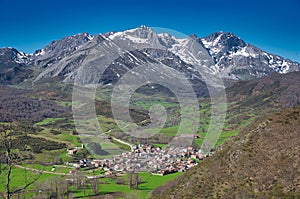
[201,32,299,79]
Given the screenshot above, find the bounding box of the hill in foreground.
[151,105,300,199]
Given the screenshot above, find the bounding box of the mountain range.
[0,25,299,87]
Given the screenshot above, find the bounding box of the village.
[69,144,212,176]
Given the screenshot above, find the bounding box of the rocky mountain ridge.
[0,26,299,86]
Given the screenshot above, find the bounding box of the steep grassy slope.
[151,106,300,199]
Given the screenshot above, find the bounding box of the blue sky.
[1,0,299,62]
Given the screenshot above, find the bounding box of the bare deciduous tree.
[0,123,40,199]
[128,170,133,190]
[89,178,99,195]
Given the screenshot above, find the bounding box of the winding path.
[15,165,108,179]
[105,119,150,152]
[111,136,134,151]
[15,165,72,176]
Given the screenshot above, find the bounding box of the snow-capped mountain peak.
[201,32,299,79]
[0,47,29,64]
[31,32,95,67]
[108,25,160,46]
[33,32,94,57]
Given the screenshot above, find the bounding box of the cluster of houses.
[70,144,211,176]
